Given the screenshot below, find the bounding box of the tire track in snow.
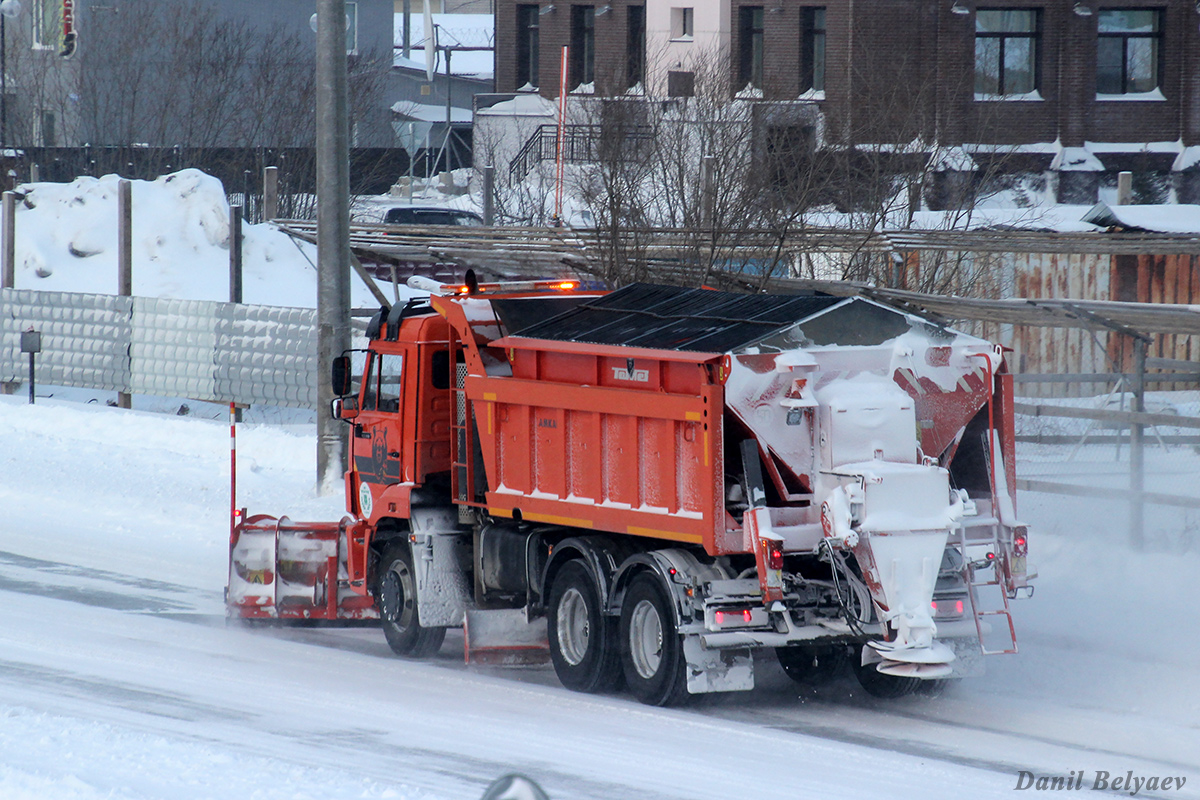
[0,549,220,614]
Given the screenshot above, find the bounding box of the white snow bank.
[10,169,377,308]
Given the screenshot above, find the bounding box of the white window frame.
[671,7,694,41]
[32,0,62,51]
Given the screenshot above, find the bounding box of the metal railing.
[508,124,655,179]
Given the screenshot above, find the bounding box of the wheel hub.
[556,587,591,666]
[382,565,412,625]
[628,599,663,679]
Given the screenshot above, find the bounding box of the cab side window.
[377,354,404,413]
[361,353,379,411]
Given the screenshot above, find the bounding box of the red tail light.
[764,539,784,570]
[1013,526,1029,557]
[714,608,758,627]
[932,599,966,617]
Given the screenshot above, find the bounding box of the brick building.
[493,0,1200,203]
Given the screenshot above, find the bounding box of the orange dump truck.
[228,281,1033,703]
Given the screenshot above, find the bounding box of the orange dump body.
[467,337,736,552]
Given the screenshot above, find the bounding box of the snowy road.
[2,396,1198,800]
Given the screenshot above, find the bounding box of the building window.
[570,5,596,89]
[627,4,646,88]
[738,6,764,90]
[517,4,540,88]
[1097,9,1160,95]
[672,7,694,39]
[345,2,358,54]
[32,0,62,50]
[974,9,1039,96]
[800,7,825,93]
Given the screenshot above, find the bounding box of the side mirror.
[331,395,359,420]
[331,355,352,397]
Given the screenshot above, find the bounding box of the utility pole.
[117,179,132,410]
[315,0,352,492]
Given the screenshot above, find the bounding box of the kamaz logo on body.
[612,366,650,382]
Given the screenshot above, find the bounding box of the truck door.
[353,350,406,488]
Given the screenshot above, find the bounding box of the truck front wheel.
[619,573,688,706]
[378,545,445,658]
[547,561,622,693]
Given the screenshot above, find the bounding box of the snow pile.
[10,169,377,308]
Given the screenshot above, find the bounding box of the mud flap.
[683,635,754,694]
[463,608,550,666]
[410,527,470,628]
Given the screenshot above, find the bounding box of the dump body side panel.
[466,341,730,553]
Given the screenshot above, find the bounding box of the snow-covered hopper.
[228,281,1034,701]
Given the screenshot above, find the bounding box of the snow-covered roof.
[1082,202,1200,234]
[393,13,493,78]
[390,101,474,124]
[475,93,558,117]
[906,206,1104,234]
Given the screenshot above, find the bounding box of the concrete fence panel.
[1,288,317,409]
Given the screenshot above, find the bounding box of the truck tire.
[619,572,688,707]
[852,648,919,699]
[378,545,446,658]
[775,644,850,685]
[547,561,622,693]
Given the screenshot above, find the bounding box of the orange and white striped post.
[230,401,238,544]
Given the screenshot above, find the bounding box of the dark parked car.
[383,207,484,226]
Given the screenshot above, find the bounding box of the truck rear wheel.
[619,573,688,707]
[547,561,622,693]
[853,648,920,699]
[378,545,445,658]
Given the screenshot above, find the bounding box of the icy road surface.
[1,396,1197,800]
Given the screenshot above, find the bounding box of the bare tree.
[9,0,387,152]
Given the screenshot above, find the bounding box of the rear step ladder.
[958,527,1018,655]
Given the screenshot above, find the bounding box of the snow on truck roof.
[508,283,917,353]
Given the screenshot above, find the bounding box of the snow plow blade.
[227,514,378,621]
[463,608,550,666]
